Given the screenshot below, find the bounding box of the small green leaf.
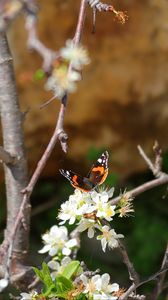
[33,263,53,288]
[75,294,87,300]
[55,292,69,299]
[33,266,44,282]
[34,69,45,80]
[56,275,73,291]
[62,261,80,279]
[42,262,53,287]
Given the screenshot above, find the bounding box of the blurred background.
[0,0,168,298]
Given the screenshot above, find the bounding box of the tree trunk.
[0,32,30,273]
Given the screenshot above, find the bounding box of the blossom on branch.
[45,39,90,99]
[80,273,120,300]
[0,278,8,293]
[91,190,116,221]
[39,225,78,256]
[97,225,124,252]
[117,191,134,217]
[58,188,116,225]
[20,290,38,300]
[60,39,90,69]
[78,218,99,238]
[46,66,81,99]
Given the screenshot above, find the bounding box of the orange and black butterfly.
[59,151,109,192]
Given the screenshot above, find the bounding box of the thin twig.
[25,14,56,72]
[137,144,163,178]
[110,144,168,205]
[153,140,162,176]
[110,174,168,205]
[119,266,168,300]
[137,145,156,176]
[118,241,139,285]
[119,283,136,300]
[23,102,67,195]
[151,243,168,300]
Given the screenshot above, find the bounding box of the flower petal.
[38,244,51,254]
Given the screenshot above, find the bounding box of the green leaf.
[42,262,53,287]
[33,266,45,282]
[75,294,87,300]
[55,291,69,299]
[56,275,73,291]
[42,284,56,297]
[33,262,53,288]
[34,69,45,80]
[62,260,80,279]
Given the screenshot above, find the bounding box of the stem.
[118,241,139,285]
[110,174,168,205]
[151,243,168,300]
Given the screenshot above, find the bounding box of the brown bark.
[0,33,29,274]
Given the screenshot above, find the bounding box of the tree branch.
[110,174,168,205]
[25,14,56,72]
[151,243,168,300]
[119,266,168,300]
[118,241,139,285]
[110,144,168,206]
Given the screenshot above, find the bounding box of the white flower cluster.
[58,189,124,252]
[0,278,8,293]
[45,39,90,99]
[20,290,38,300]
[39,225,78,281]
[60,39,90,69]
[59,188,115,225]
[80,273,120,300]
[39,225,78,256]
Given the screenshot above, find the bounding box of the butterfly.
[59,151,109,192]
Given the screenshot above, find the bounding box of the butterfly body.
[60,151,109,192]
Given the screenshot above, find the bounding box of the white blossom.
[58,190,95,225]
[58,199,81,225]
[39,225,77,256]
[80,274,101,295]
[78,218,99,238]
[45,68,81,99]
[80,273,120,300]
[60,39,90,69]
[97,226,124,252]
[20,290,38,300]
[96,273,119,295]
[0,278,8,293]
[91,191,116,221]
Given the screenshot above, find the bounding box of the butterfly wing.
[59,169,94,192]
[87,151,109,186]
